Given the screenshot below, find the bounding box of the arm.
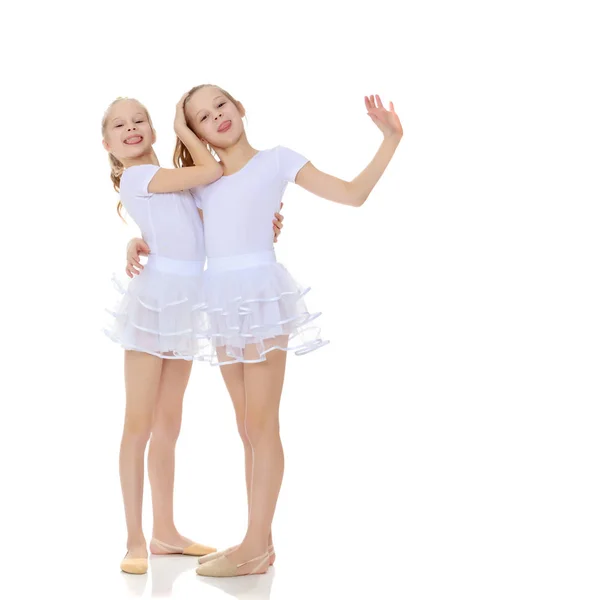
[148,96,223,194]
[295,95,402,207]
[147,163,223,194]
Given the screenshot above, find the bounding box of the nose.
[127,125,137,131]
[213,112,222,121]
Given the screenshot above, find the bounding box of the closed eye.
[218,101,226,108]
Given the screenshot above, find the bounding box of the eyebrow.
[111,113,145,122]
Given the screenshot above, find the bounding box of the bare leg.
[147,359,194,552]
[120,351,163,559]
[225,346,287,574]
[219,353,275,563]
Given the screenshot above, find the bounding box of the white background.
[1,1,599,598]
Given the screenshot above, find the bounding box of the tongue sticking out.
[125,136,142,145]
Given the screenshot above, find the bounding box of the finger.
[390,100,396,113]
[280,201,284,210]
[273,220,282,231]
[275,212,284,221]
[364,96,371,110]
[126,267,133,278]
[375,95,383,108]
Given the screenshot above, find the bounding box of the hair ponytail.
[107,153,125,220]
[173,138,195,168]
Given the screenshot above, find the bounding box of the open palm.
[365,95,403,139]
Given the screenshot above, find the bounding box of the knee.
[123,416,153,446]
[244,414,279,445]
[151,413,182,445]
[236,418,251,447]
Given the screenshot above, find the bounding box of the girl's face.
[102,99,155,162]
[185,86,244,149]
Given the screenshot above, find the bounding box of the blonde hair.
[173,84,241,168]
[101,97,156,220]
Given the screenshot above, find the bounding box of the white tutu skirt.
[104,256,210,360]
[196,250,329,365]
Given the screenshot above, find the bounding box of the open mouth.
[124,135,143,145]
[218,120,232,133]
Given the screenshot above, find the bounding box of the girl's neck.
[214,134,258,176]
[122,149,160,169]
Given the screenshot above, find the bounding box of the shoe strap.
[237,551,271,573]
[151,538,182,553]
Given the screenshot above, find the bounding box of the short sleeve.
[276,146,309,183]
[120,164,161,200]
[189,185,204,209]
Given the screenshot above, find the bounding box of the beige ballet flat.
[151,538,216,557]
[196,551,271,578]
[120,554,148,575]
[198,544,275,565]
[197,546,234,565]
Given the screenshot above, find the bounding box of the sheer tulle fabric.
[195,252,328,366]
[104,258,210,360]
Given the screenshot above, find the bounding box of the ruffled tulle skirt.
[104,255,210,360]
[195,250,329,366]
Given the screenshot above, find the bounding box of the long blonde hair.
[173,85,241,168]
[101,97,157,220]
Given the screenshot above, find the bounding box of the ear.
[151,129,157,145]
[237,102,246,118]
[102,139,110,152]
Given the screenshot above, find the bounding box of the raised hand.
[365,95,403,140]
[174,93,191,138]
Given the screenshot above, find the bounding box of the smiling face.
[184,86,245,149]
[102,99,156,164]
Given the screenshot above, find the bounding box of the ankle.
[151,525,178,540]
[127,537,147,550]
[239,537,270,555]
